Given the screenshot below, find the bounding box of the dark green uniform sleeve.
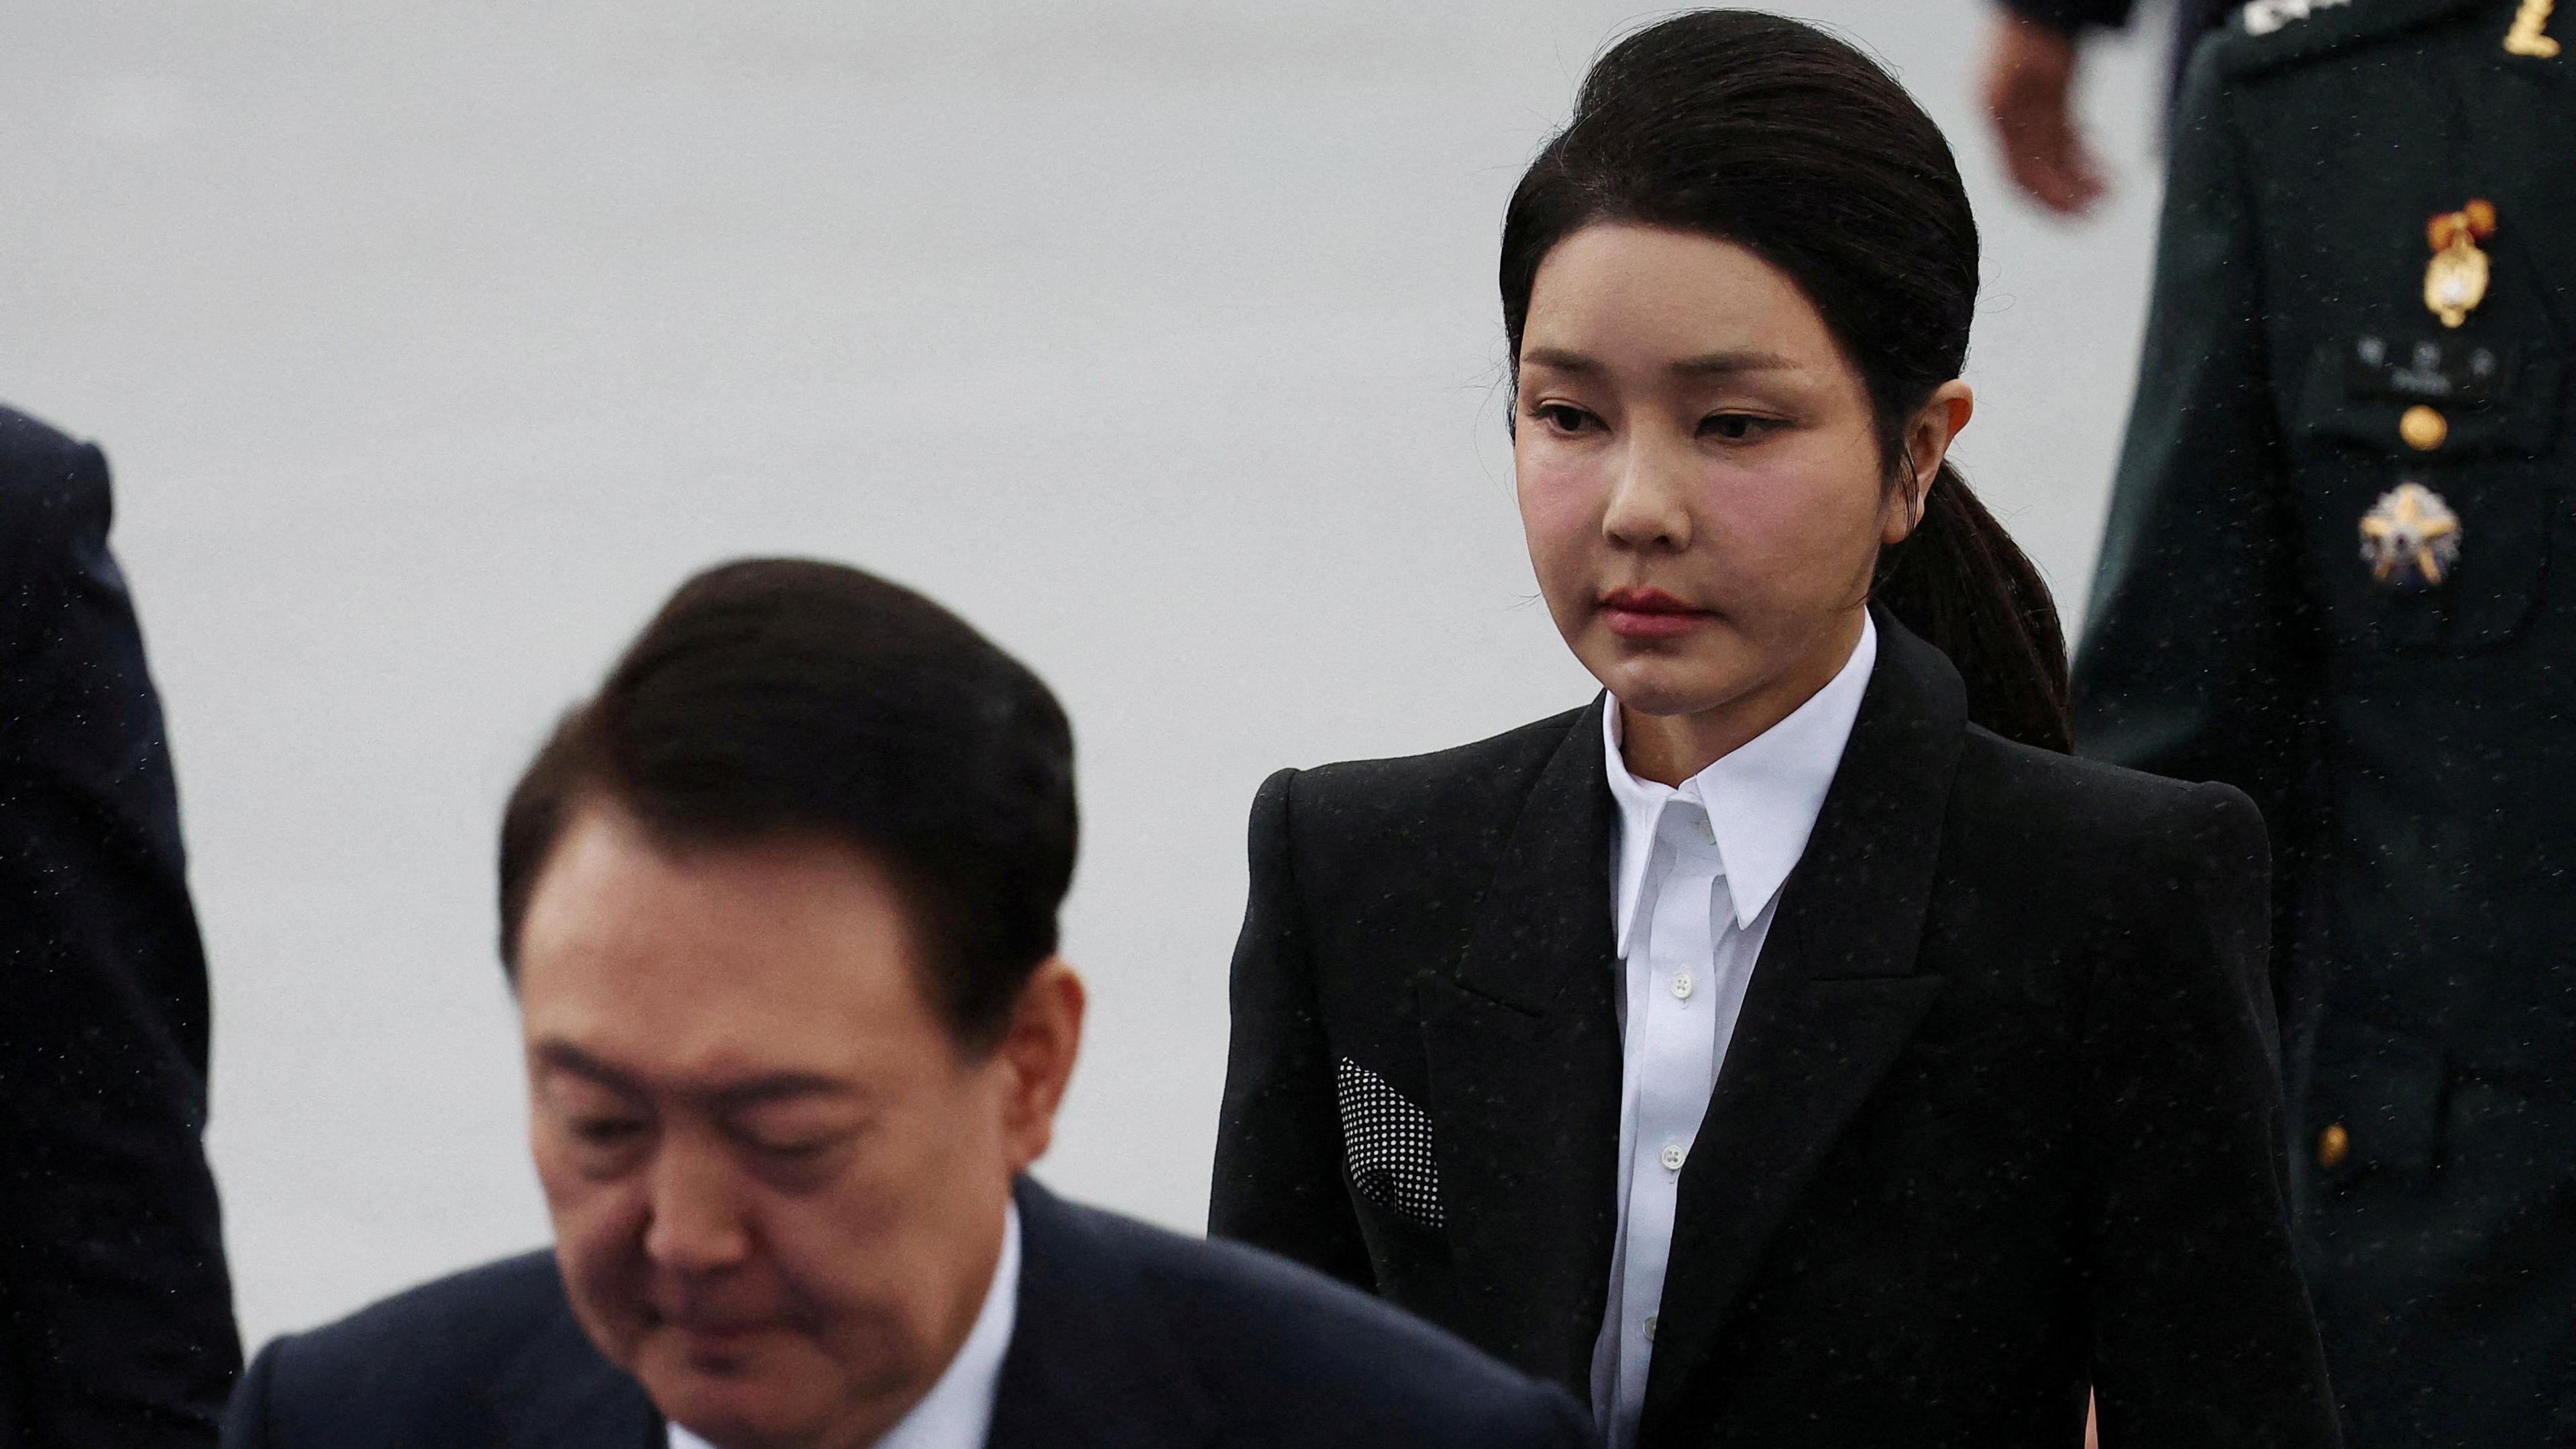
[2073,40,2322,934]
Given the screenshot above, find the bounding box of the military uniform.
[2074,1,2576,1443]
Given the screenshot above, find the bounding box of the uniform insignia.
[2423,200,2496,329]
[2506,0,2562,56]
[2360,482,2463,590]
[2241,0,2352,36]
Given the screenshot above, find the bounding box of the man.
[2075,1,2576,1443]
[221,559,1589,1448]
[0,405,240,1444]
[1981,0,2235,213]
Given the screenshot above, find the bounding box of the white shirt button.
[1670,971,1695,1000]
[1659,1142,1686,1172]
[1642,1313,1658,1342]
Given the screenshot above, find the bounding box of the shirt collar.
[667,1201,1022,1449]
[1603,612,1876,955]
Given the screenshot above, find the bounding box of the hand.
[1982,9,2108,216]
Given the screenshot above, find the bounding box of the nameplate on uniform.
[2344,336,2515,407]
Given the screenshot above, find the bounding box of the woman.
[1210,13,2339,1448]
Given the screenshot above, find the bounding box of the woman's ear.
[1909,380,1976,491]
[1886,380,1975,545]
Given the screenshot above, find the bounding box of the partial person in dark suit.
[1211,14,2338,1448]
[1981,0,2234,214]
[223,559,1588,1449]
[0,405,239,1445]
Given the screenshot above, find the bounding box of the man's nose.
[641,1139,754,1274]
[1601,433,1695,551]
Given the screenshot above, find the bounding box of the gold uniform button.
[2400,405,2450,451]
[2318,1123,2351,1170]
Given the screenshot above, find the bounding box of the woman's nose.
[1601,435,1695,552]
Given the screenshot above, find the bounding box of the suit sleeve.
[1207,768,1373,1291]
[216,1340,282,1448]
[2072,44,2322,1021]
[2080,784,2339,1449]
[0,424,242,1442]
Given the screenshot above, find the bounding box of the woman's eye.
[1532,402,1595,434]
[1699,413,1776,442]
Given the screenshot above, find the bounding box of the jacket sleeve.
[1997,0,2138,31]
[2072,43,2322,1018]
[2080,783,2339,1449]
[1207,768,1373,1291]
[0,420,242,1443]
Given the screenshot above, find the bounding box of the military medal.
[2360,482,2463,590]
[2424,201,2497,328]
[2506,0,2561,56]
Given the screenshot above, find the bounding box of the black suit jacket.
[0,407,239,1445]
[1212,615,2339,1448]
[221,1177,1589,1448]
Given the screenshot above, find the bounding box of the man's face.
[515,802,1073,1449]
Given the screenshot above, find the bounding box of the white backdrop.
[1,1,2173,1348]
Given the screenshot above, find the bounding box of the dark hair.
[496,558,1078,1051]
[1500,10,2070,751]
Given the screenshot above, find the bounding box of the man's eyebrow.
[530,1041,856,1109]
[702,1073,856,1112]
[532,1040,643,1092]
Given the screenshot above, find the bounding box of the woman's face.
[1515,222,1950,733]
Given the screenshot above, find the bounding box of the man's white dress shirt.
[1587,616,1876,1449]
[669,1202,1022,1449]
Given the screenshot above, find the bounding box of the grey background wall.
[1,1,2174,1347]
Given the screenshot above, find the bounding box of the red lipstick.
[1599,586,1711,640]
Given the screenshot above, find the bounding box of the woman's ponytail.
[1874,463,2071,752]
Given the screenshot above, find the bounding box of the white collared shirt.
[668,1203,1022,1449]
[1587,616,1876,1449]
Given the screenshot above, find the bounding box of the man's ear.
[996,959,1084,1173]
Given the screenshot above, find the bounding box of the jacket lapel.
[1637,615,1962,1441]
[486,1280,663,1449]
[1420,697,1624,1395]
[987,1179,1218,1449]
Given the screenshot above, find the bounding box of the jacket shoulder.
[0,405,111,580]
[1271,706,1587,845]
[1075,1203,1582,1445]
[2212,0,2493,80]
[1290,706,1587,803]
[1949,729,2267,882]
[249,1251,570,1414]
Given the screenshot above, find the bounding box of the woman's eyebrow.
[1519,346,1601,375]
[1518,346,1800,378]
[1670,349,1799,378]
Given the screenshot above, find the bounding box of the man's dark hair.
[497,557,1077,1051]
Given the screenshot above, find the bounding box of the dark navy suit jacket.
[0,406,239,1445]
[222,1177,1591,1448]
